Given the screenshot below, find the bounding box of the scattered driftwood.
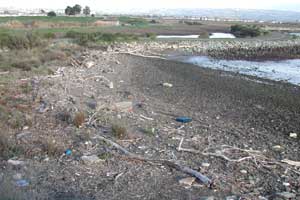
[178,137,263,163]
[94,135,213,187]
[0,71,9,75]
[281,159,300,167]
[120,52,166,60]
[70,57,82,67]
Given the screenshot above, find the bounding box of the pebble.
[201,163,210,167]
[7,159,25,166]
[240,169,248,174]
[289,132,297,138]
[162,82,173,88]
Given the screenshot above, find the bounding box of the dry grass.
[111,123,127,139]
[42,137,64,157]
[74,112,85,128]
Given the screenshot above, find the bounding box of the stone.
[201,163,210,167]
[81,155,104,164]
[162,82,173,88]
[7,159,25,166]
[179,177,196,186]
[199,197,215,200]
[240,169,248,174]
[289,132,297,139]
[87,100,97,110]
[276,192,296,199]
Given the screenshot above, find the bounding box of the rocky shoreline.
[112,38,300,60]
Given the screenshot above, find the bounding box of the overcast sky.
[1,0,300,11]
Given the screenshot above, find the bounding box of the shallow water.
[209,33,236,39]
[289,33,300,36]
[173,56,300,85]
[156,35,199,39]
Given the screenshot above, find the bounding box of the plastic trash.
[65,149,72,156]
[176,117,192,123]
[16,179,29,187]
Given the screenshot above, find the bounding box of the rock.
[87,100,97,110]
[112,101,133,112]
[289,132,297,139]
[7,159,25,166]
[81,155,104,164]
[276,192,296,199]
[162,82,173,88]
[240,169,248,174]
[201,163,210,167]
[179,177,196,186]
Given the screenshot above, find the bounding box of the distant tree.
[73,4,82,15]
[83,6,91,16]
[65,6,74,15]
[47,11,57,17]
[91,14,95,17]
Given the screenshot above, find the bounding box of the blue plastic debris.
[65,149,72,156]
[175,117,192,123]
[16,179,29,187]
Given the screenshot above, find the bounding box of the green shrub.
[0,32,43,49]
[65,31,139,45]
[43,32,56,39]
[145,32,157,40]
[230,24,266,38]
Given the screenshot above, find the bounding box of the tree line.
[65,4,91,16]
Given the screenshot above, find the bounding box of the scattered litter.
[281,159,300,167]
[7,159,25,166]
[140,114,154,121]
[162,82,173,88]
[179,177,196,186]
[289,132,297,138]
[176,117,192,123]
[85,61,95,68]
[112,101,133,112]
[16,179,29,187]
[272,145,283,151]
[0,71,9,75]
[240,170,248,174]
[283,182,290,187]
[65,149,72,156]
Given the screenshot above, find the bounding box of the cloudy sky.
[1,0,300,11]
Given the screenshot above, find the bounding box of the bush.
[230,24,266,38]
[145,32,157,40]
[47,11,57,17]
[0,32,44,50]
[65,31,139,45]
